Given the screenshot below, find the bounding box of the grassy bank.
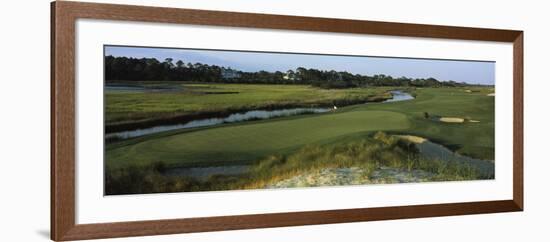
[106,110,410,170]
[105,132,485,195]
[105,82,393,128]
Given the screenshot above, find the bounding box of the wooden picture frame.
[51,1,523,241]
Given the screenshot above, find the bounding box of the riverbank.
[105,132,490,195]
[106,90,414,141]
[105,83,394,133]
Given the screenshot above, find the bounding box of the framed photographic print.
[51,1,523,241]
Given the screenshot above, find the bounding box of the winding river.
[413,138,494,177]
[164,135,494,181]
[152,90,416,180]
[107,89,493,181]
[107,90,414,140]
[383,90,415,102]
[106,107,331,139]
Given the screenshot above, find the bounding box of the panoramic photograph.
[104,45,495,195]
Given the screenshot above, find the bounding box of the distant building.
[283,70,298,81]
[221,68,241,79]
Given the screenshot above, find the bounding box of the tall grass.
[105,83,393,125]
[105,131,485,195]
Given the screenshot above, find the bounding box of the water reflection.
[106,90,415,140]
[107,108,330,139]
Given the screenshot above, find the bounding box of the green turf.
[357,87,495,159]
[105,86,495,170]
[106,110,410,169]
[105,132,486,195]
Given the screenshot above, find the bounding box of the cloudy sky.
[105,45,495,85]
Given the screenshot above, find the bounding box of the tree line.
[105,55,475,88]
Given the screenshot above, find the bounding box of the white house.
[221,68,241,79]
[283,70,299,81]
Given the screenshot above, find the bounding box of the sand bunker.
[436,117,480,123]
[465,90,472,93]
[487,93,495,96]
[439,117,465,123]
[396,135,427,144]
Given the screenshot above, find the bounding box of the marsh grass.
[105,161,200,194]
[105,132,486,195]
[105,83,393,126]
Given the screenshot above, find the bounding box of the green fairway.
[358,87,495,159]
[105,86,494,172]
[103,48,497,194]
[106,110,410,169]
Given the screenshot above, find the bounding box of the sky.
[105,46,495,85]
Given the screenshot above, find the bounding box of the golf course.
[103,46,496,194]
[104,83,495,195]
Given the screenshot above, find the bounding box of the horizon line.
[104,45,496,85]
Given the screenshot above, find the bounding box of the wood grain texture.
[51,1,77,240]
[55,1,522,42]
[51,1,524,241]
[513,33,524,210]
[58,200,520,241]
